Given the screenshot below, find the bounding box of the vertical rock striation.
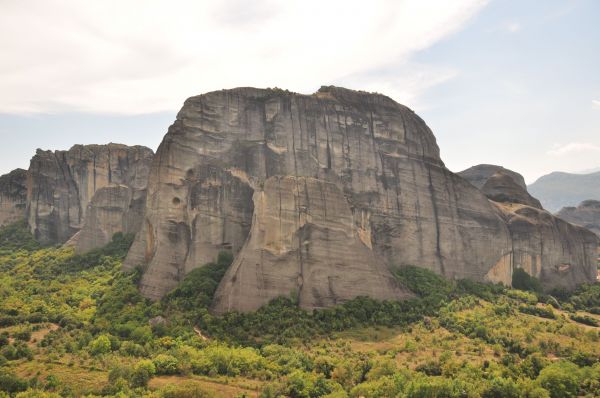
[0,169,27,226]
[125,86,522,311]
[26,143,154,246]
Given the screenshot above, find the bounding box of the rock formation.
[26,143,154,246]
[0,169,27,226]
[125,87,598,312]
[460,165,598,289]
[557,200,600,237]
[459,165,542,209]
[124,86,526,312]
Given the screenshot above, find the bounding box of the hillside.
[528,171,600,212]
[0,223,598,397]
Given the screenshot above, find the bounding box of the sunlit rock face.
[124,86,538,312]
[26,143,154,246]
[0,169,27,226]
[460,165,598,289]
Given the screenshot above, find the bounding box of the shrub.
[570,313,598,327]
[89,335,111,356]
[153,354,179,375]
[130,359,156,388]
[0,372,29,394]
[519,305,556,319]
[12,327,32,342]
[536,361,580,398]
[512,268,542,293]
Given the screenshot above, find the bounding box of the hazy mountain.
[528,171,600,212]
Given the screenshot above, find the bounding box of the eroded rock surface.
[0,169,27,226]
[493,202,598,289]
[459,165,542,208]
[460,164,598,287]
[125,86,521,310]
[557,200,600,237]
[26,144,154,245]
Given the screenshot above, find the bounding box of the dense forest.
[0,221,598,397]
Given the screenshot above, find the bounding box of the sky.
[0,0,598,183]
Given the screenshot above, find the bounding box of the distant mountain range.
[528,170,600,212]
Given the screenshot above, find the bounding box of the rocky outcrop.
[0,169,27,226]
[492,202,597,289]
[125,87,598,311]
[124,86,523,311]
[460,164,598,287]
[459,165,542,208]
[557,200,600,237]
[26,144,154,245]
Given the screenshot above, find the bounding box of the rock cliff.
[124,86,526,312]
[557,200,600,237]
[0,169,27,226]
[26,143,154,246]
[460,164,598,288]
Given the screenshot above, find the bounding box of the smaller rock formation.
[26,143,153,246]
[460,164,598,289]
[0,169,27,226]
[557,200,600,237]
[492,202,597,289]
[459,165,542,209]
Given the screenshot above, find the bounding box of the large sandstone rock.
[26,143,153,245]
[125,86,521,311]
[0,169,27,226]
[557,200,600,237]
[459,165,542,209]
[460,164,598,287]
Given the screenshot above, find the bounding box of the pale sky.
[1,0,599,183]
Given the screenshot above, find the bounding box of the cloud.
[506,22,521,33]
[0,0,488,114]
[547,142,600,156]
[593,100,600,109]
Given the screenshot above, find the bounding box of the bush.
[12,327,32,342]
[570,313,598,327]
[153,354,179,375]
[0,372,29,394]
[130,360,156,388]
[536,361,580,398]
[519,305,556,319]
[512,268,542,293]
[89,335,111,356]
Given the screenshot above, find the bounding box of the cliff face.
[557,200,600,237]
[0,169,27,226]
[124,86,521,312]
[26,144,154,246]
[461,164,598,288]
